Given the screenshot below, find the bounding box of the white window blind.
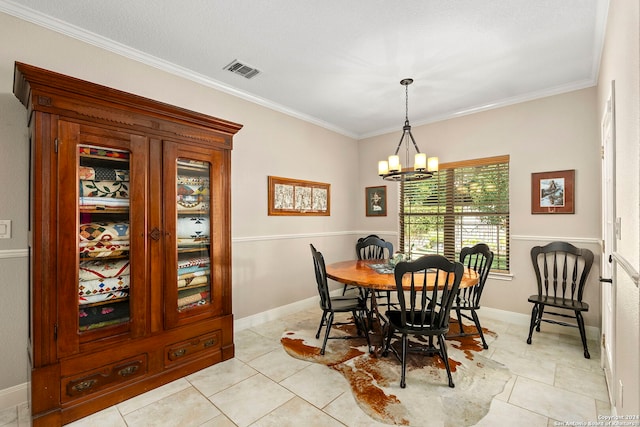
[400,155,510,272]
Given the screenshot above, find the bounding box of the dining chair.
[526,241,594,358]
[355,235,395,310]
[340,234,387,296]
[310,244,371,355]
[382,254,463,388]
[450,243,494,349]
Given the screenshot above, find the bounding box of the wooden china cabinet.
[13,62,241,426]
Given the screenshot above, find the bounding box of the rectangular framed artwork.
[531,169,575,214]
[365,185,387,216]
[268,176,330,216]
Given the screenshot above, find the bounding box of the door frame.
[600,80,617,405]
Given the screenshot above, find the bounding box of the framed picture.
[531,169,575,214]
[365,185,387,216]
[268,176,330,216]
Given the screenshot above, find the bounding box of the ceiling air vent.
[224,60,260,79]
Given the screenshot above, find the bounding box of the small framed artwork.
[268,176,330,216]
[365,185,387,216]
[531,169,575,214]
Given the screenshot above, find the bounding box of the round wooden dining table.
[325,259,479,354]
[325,259,479,292]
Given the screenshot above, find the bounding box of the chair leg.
[527,304,538,344]
[576,311,590,359]
[382,324,394,356]
[456,308,464,334]
[315,311,327,339]
[535,304,545,332]
[400,334,408,388]
[321,312,334,355]
[470,309,488,349]
[342,284,348,295]
[438,334,455,388]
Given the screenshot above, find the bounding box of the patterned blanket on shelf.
[78,275,130,296]
[79,222,129,242]
[177,216,209,239]
[80,180,129,199]
[79,166,129,182]
[79,259,130,281]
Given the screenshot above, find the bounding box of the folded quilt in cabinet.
[79,198,130,210]
[79,222,129,242]
[178,291,209,309]
[177,269,210,282]
[79,241,129,258]
[177,216,209,239]
[177,194,209,212]
[177,183,209,196]
[79,259,130,281]
[177,237,210,247]
[80,180,129,199]
[78,275,130,296]
[177,159,208,170]
[178,257,210,269]
[79,166,129,182]
[178,275,208,288]
[79,290,129,305]
[79,146,130,160]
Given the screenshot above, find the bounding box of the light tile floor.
[1,307,611,427]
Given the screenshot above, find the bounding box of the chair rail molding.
[511,235,600,245]
[233,230,397,243]
[0,249,28,259]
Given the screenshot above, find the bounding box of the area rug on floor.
[281,317,512,427]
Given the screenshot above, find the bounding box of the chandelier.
[378,78,438,181]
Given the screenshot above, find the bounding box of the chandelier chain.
[405,83,409,123]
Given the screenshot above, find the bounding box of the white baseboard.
[0,382,27,411]
[234,295,321,331]
[481,306,600,341]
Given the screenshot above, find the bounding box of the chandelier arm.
[407,129,422,154]
[393,132,406,156]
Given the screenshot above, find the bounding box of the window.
[400,155,510,272]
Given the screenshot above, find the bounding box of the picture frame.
[531,169,575,214]
[268,176,330,216]
[365,185,387,216]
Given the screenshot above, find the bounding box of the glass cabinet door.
[164,141,225,327]
[57,121,147,356]
[176,158,211,311]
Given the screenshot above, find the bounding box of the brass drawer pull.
[172,348,187,359]
[118,365,139,377]
[72,379,97,393]
[204,338,216,348]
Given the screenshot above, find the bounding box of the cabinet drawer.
[165,331,221,367]
[61,354,147,402]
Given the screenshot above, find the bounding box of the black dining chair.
[355,235,395,309]
[341,234,388,296]
[383,254,463,388]
[526,241,594,358]
[310,244,371,355]
[450,243,494,349]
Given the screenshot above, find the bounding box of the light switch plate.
[0,220,11,239]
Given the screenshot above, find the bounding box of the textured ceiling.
[1,0,609,138]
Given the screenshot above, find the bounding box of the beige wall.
[358,87,602,328]
[596,0,640,415]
